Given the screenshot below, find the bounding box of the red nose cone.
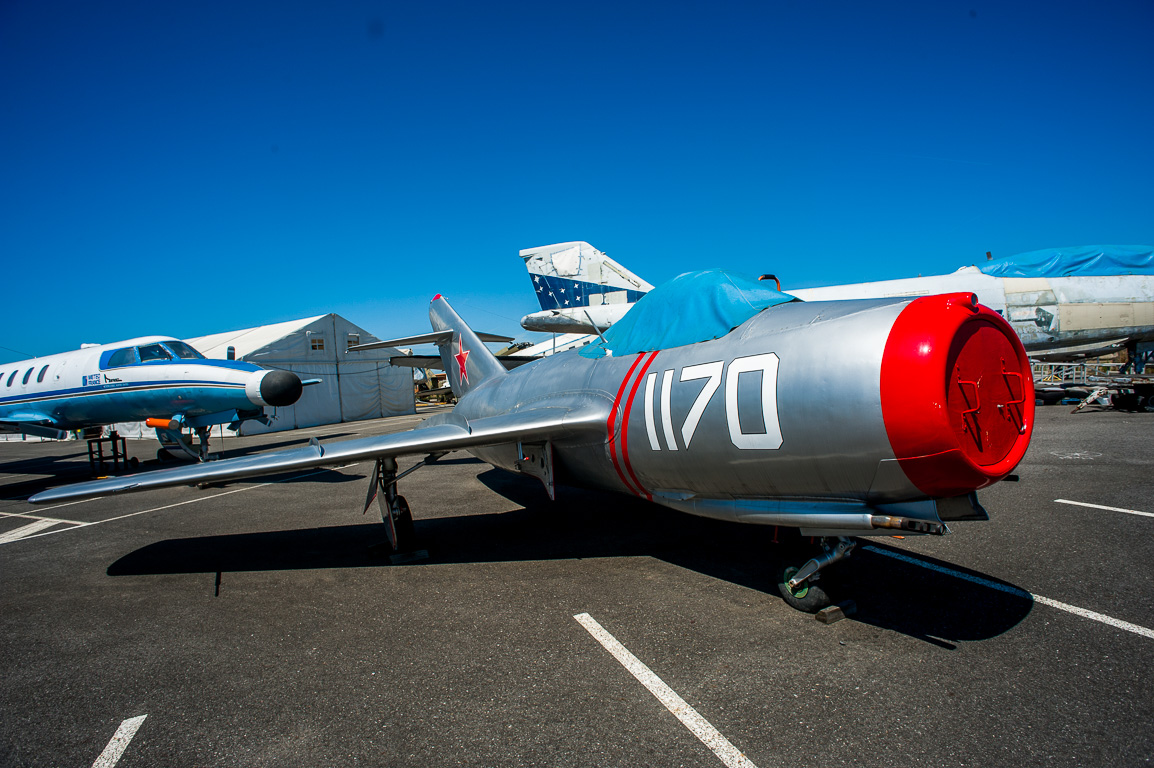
[880,293,1034,497]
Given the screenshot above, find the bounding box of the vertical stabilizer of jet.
[429,295,508,398]
[520,241,654,333]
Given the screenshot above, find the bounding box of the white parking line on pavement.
[574,613,759,768]
[863,545,1154,641]
[0,518,62,543]
[0,511,88,525]
[1054,498,1154,519]
[91,714,147,768]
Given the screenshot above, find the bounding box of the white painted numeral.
[646,356,783,451]
[724,353,782,449]
[644,372,660,450]
[660,368,677,451]
[678,361,723,448]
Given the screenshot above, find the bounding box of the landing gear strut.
[777,536,856,612]
[365,457,416,555]
[156,425,214,462]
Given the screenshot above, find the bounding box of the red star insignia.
[455,336,470,384]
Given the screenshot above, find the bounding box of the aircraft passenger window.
[107,348,137,368]
[137,344,173,363]
[164,341,206,360]
[6,370,16,387]
[22,368,33,385]
[37,365,49,383]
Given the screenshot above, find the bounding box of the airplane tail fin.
[521,241,654,312]
[429,295,508,398]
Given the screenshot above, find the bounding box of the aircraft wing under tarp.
[29,404,607,504]
[0,415,68,440]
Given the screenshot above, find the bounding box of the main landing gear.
[777,536,856,613]
[156,426,214,462]
[364,456,423,557]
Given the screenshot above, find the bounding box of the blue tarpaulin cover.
[579,270,797,358]
[978,245,1154,278]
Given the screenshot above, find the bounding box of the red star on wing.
[455,336,470,384]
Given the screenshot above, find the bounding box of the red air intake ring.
[880,293,1034,497]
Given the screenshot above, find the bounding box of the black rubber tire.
[393,495,415,552]
[777,566,833,613]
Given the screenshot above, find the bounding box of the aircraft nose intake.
[879,293,1035,498]
[259,370,303,407]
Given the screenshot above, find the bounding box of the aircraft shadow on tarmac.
[0,432,368,500]
[0,450,99,499]
[107,468,1033,648]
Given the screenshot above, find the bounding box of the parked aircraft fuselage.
[467,293,1032,535]
[0,336,302,438]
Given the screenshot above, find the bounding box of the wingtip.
[432,293,443,301]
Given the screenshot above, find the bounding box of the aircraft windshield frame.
[105,347,138,368]
[137,343,174,363]
[163,341,206,360]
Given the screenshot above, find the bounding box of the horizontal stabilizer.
[348,330,514,352]
[390,355,539,371]
[29,404,606,505]
[388,355,444,369]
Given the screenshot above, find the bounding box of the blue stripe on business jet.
[0,380,245,407]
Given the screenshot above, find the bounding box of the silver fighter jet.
[29,271,1035,611]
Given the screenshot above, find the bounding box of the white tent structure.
[186,314,415,435]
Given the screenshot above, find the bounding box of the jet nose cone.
[260,370,303,407]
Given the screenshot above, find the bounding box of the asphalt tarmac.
[1,404,1151,767]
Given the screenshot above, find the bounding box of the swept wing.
[0,414,68,440]
[29,404,605,504]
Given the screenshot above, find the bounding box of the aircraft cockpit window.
[137,344,173,363]
[5,371,16,387]
[106,348,137,368]
[37,365,49,383]
[164,341,206,360]
[22,368,33,385]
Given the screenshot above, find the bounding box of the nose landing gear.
[155,425,215,462]
[777,536,856,612]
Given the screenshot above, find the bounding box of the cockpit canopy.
[101,340,207,369]
[579,269,799,358]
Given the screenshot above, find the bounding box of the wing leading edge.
[28,405,606,505]
[1,416,68,440]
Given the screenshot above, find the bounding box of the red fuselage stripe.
[620,351,659,500]
[607,353,647,495]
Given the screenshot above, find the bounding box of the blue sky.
[2,0,1152,363]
